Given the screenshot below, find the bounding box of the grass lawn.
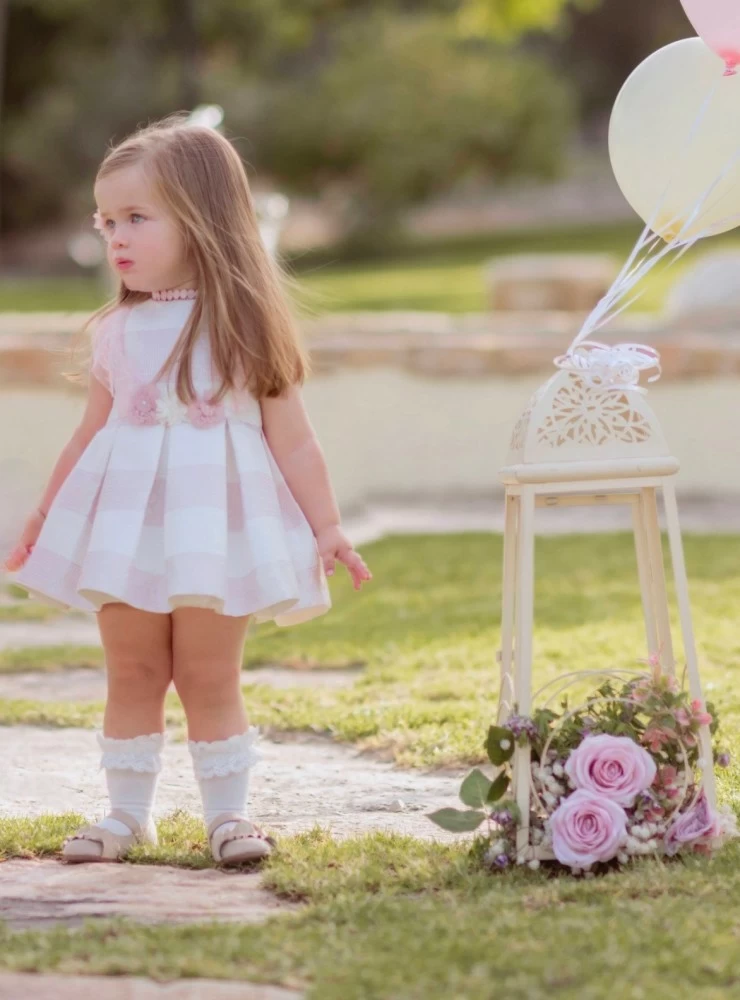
[2,530,740,997]
[4,222,740,315]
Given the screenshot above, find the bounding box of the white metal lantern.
[496,339,718,861]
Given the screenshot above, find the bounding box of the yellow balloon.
[609,37,740,241]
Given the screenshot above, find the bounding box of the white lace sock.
[96,731,166,839]
[188,727,261,837]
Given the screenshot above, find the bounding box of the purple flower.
[506,714,537,740]
[491,809,513,826]
[718,752,731,769]
[493,854,509,868]
[664,790,723,855]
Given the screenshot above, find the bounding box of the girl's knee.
[107,655,173,699]
[172,659,240,706]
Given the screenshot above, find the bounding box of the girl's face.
[94,164,194,292]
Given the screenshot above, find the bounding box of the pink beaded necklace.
[151,288,198,301]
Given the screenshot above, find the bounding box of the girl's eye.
[131,213,144,223]
[104,219,115,229]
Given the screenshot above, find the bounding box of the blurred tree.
[554,0,692,124]
[213,13,573,251]
[1,0,575,249]
[455,0,599,39]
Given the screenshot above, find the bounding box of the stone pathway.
[0,664,360,702]
[0,724,464,931]
[1,859,296,930]
[0,618,101,651]
[0,726,461,841]
[0,973,302,999]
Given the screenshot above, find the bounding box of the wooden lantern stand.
[496,344,718,861]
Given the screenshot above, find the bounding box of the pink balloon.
[681,0,740,76]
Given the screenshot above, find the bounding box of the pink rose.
[691,699,713,726]
[642,727,675,754]
[565,734,657,807]
[664,790,722,855]
[187,397,225,429]
[127,385,160,426]
[549,789,628,867]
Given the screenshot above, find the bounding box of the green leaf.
[427,808,486,833]
[486,771,510,803]
[486,726,515,766]
[459,768,493,808]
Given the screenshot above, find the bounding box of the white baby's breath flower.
[489,839,506,856]
[625,836,641,854]
[552,763,564,778]
[617,851,629,865]
[156,391,187,427]
[543,792,557,808]
[499,739,511,751]
[528,859,540,870]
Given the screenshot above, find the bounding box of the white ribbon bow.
[552,341,661,394]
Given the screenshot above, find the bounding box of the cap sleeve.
[90,308,123,393]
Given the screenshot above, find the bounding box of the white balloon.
[609,37,740,241]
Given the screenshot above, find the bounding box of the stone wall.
[1,312,739,521]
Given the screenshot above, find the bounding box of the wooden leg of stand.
[514,487,535,861]
[641,487,676,675]
[662,482,718,810]
[498,493,519,725]
[633,492,659,659]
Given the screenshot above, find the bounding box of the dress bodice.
[92,298,262,429]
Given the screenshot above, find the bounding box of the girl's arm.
[260,384,340,538]
[3,375,113,571]
[37,374,114,515]
[261,385,372,589]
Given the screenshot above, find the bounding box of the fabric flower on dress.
[156,389,188,427]
[127,385,160,426]
[187,396,225,429]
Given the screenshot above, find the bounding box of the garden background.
[2,2,740,998]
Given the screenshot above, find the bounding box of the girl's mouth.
[115,259,134,270]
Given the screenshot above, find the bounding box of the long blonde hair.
[70,112,310,402]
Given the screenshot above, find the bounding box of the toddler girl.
[3,113,372,865]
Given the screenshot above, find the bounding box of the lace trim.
[96,730,167,773]
[187,726,262,779]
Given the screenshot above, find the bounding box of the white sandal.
[61,808,156,863]
[207,811,275,865]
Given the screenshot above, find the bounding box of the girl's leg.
[171,606,251,741]
[95,602,173,838]
[172,608,259,839]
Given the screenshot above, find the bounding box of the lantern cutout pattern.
[497,340,718,861]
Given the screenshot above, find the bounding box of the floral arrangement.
[429,661,737,875]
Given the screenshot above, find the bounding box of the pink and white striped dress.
[14,297,332,624]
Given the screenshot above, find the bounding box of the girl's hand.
[316,524,372,591]
[3,509,46,573]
